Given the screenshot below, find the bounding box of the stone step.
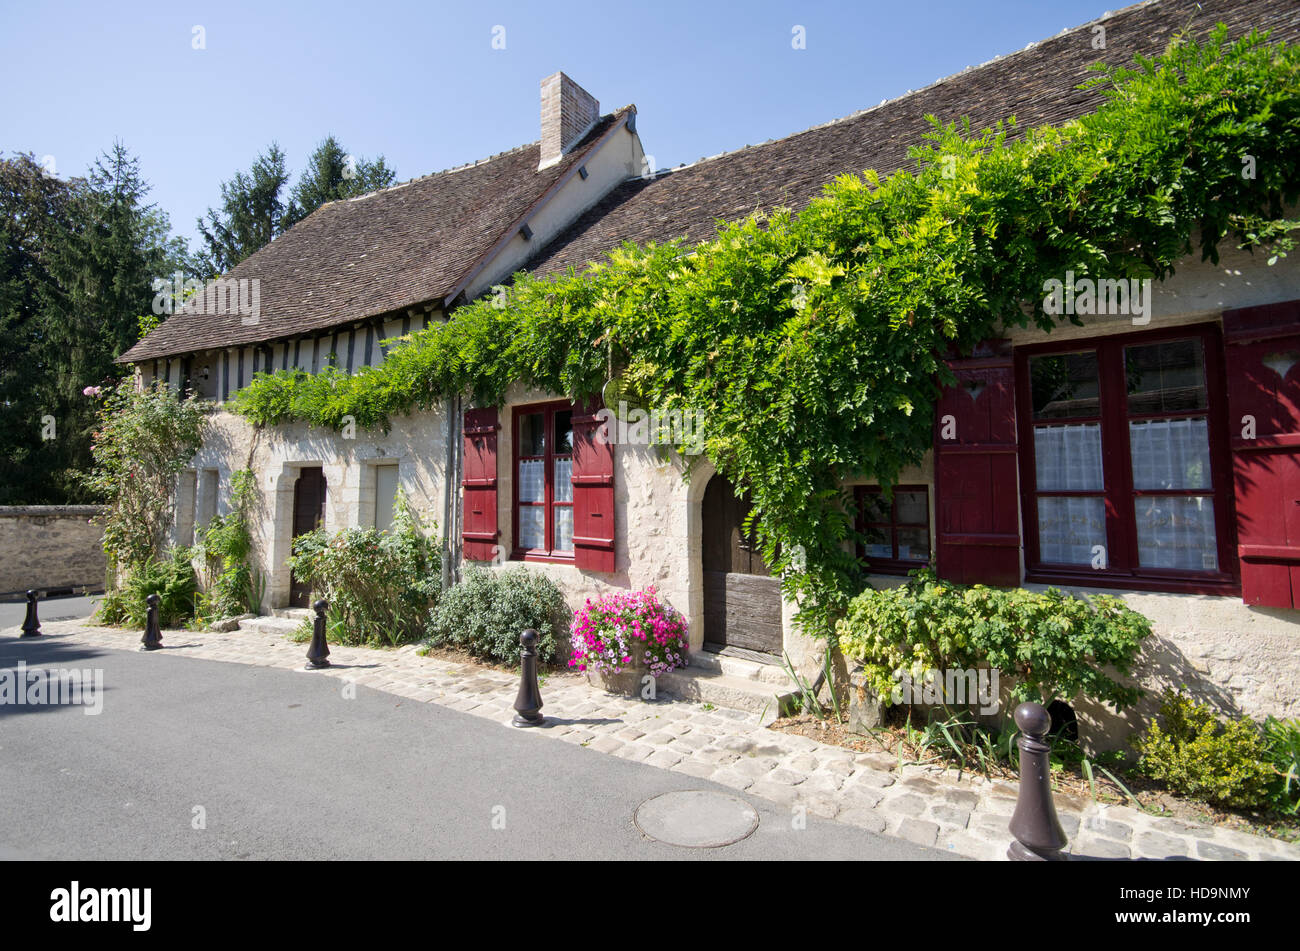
[688,649,794,687]
[237,615,306,637]
[271,607,313,621]
[655,666,793,721]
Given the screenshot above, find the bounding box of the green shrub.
[286,493,440,646]
[836,569,1151,712]
[95,548,198,629]
[1263,716,1300,815]
[425,566,568,665]
[1133,690,1276,810]
[195,468,264,620]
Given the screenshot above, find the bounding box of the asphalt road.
[0,594,100,629]
[0,636,957,861]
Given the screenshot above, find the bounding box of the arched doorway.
[700,474,783,655]
[289,466,327,607]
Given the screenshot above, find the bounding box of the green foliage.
[197,138,397,275]
[1133,689,1277,810]
[81,380,207,580]
[283,136,396,227]
[196,144,292,276]
[837,569,1151,711]
[286,493,440,646]
[96,548,198,629]
[425,566,568,665]
[195,468,263,620]
[233,28,1300,645]
[0,146,190,503]
[1263,716,1300,814]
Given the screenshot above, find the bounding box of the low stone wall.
[0,506,106,597]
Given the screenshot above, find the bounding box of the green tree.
[283,136,395,226]
[195,143,291,276]
[0,153,78,503]
[0,144,188,503]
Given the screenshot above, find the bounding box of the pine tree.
[195,144,291,277]
[0,144,188,503]
[283,136,396,227]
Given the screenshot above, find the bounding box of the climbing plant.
[82,379,207,582]
[233,27,1300,643]
[195,467,264,619]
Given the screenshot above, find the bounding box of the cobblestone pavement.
[14,620,1299,862]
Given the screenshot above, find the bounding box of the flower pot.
[585,666,650,696]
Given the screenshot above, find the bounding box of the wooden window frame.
[1015,322,1239,595]
[511,401,575,563]
[855,484,932,575]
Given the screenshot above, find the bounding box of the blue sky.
[3,0,1117,250]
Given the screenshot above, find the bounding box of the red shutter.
[570,400,615,572]
[934,342,1021,586]
[462,406,499,561]
[1224,299,1300,608]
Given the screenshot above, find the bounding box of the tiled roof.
[119,109,633,362]
[527,0,1300,278]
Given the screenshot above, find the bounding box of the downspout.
[441,392,462,588]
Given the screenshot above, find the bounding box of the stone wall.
[0,506,106,597]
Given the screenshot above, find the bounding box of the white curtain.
[518,459,544,503]
[1034,423,1104,491]
[1037,497,1105,565]
[1135,496,1217,570]
[1129,417,1210,490]
[518,507,544,550]
[554,458,573,502]
[554,508,574,552]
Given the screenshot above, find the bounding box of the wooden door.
[701,475,783,654]
[289,467,327,607]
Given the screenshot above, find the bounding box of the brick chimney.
[539,72,600,170]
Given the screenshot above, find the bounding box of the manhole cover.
[634,790,759,848]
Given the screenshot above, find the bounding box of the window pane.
[1135,496,1218,571]
[895,490,927,525]
[554,507,573,552]
[518,507,545,550]
[555,410,573,454]
[554,457,573,502]
[518,459,545,503]
[897,527,929,562]
[374,464,399,530]
[859,491,889,524]
[1125,339,1207,414]
[1033,423,1104,491]
[1030,352,1100,419]
[1036,497,1106,565]
[862,523,892,560]
[1129,418,1211,490]
[519,412,545,456]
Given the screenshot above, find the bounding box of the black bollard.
[511,628,544,727]
[305,599,331,669]
[140,593,163,651]
[20,590,41,638]
[1008,700,1069,861]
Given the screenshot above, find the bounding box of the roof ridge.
[657,0,1162,177]
[319,104,638,210]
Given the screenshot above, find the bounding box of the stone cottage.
[119,0,1300,741]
